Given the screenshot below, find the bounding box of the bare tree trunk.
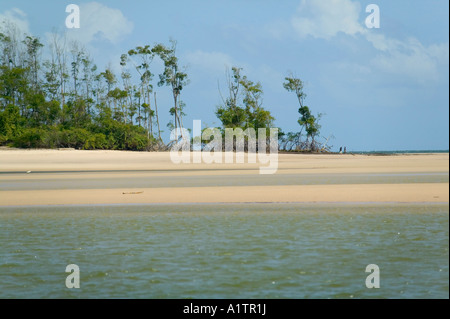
[138,93,141,127]
[173,94,179,135]
[178,98,184,132]
[147,111,150,140]
[154,92,162,142]
[52,32,67,109]
[147,87,153,137]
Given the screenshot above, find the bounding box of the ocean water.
[0,203,448,299]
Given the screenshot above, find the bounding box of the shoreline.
[1,202,449,210]
[0,150,448,207]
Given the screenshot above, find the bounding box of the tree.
[69,41,84,98]
[107,87,128,122]
[154,40,189,138]
[283,73,324,151]
[23,35,43,91]
[216,66,274,134]
[0,21,22,68]
[100,66,116,109]
[43,58,60,102]
[0,104,23,142]
[298,105,322,151]
[217,67,245,129]
[283,73,306,108]
[49,31,69,110]
[0,65,28,111]
[126,46,156,138]
[240,72,274,132]
[0,21,155,151]
[80,54,96,114]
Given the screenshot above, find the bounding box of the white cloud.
[367,34,449,84]
[428,43,450,66]
[291,0,364,40]
[264,20,292,40]
[0,8,30,35]
[65,2,133,45]
[185,50,234,75]
[289,0,448,84]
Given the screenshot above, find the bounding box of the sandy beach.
[0,149,448,206]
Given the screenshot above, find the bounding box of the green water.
[0,203,448,299]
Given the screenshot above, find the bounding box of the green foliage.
[154,40,189,132]
[215,106,246,129]
[283,74,306,107]
[13,127,47,148]
[0,65,29,106]
[0,104,23,143]
[62,99,90,128]
[0,24,173,151]
[2,23,300,153]
[91,104,150,150]
[58,128,91,149]
[283,74,324,151]
[216,67,274,135]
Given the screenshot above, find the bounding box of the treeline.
[0,22,188,150]
[215,67,329,152]
[0,21,330,152]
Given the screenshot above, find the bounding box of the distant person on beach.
[344,147,347,154]
[339,147,342,154]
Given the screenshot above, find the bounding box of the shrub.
[84,133,108,150]
[59,128,90,149]
[13,128,48,148]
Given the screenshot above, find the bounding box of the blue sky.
[1,0,448,151]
